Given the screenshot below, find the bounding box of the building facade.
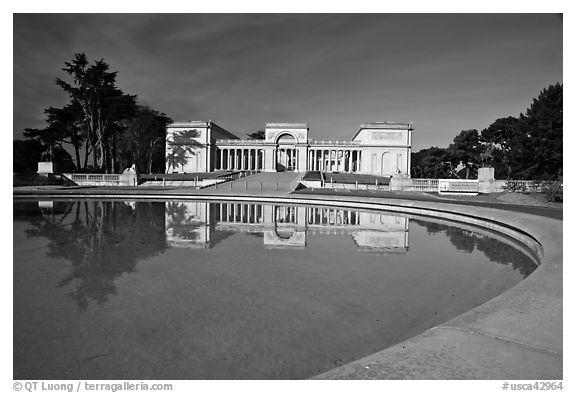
[165,121,413,176]
[166,201,409,252]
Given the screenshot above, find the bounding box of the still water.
[13,200,537,379]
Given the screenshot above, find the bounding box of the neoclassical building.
[165,201,409,252]
[165,121,413,176]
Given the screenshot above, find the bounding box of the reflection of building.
[165,202,409,252]
[166,121,413,176]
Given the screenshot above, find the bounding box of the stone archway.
[276,133,297,172]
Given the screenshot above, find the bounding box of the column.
[312,150,315,170]
[347,150,352,172]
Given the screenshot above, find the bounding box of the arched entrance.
[276,133,297,172]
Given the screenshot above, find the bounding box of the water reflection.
[15,201,167,310]
[413,220,537,277]
[14,200,537,311]
[166,202,410,252]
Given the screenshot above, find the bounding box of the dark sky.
[13,14,562,150]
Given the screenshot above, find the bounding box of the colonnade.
[215,147,363,172]
[307,207,361,226]
[308,149,362,172]
[274,148,298,171]
[216,203,264,224]
[216,148,264,171]
[214,203,363,227]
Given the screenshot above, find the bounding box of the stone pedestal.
[37,162,56,176]
[478,167,497,193]
[389,173,411,191]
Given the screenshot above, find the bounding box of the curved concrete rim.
[13,192,563,379]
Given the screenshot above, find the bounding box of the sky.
[13,13,562,151]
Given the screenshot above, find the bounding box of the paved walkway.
[293,188,563,220]
[14,182,562,220]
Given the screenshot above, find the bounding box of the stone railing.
[390,177,439,192]
[216,139,267,145]
[63,173,138,186]
[309,140,361,145]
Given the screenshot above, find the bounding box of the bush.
[502,180,528,193]
[541,181,563,202]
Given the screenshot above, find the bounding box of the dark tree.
[24,100,86,170]
[117,106,172,174]
[411,147,456,178]
[13,139,45,173]
[55,53,137,173]
[515,83,563,180]
[479,84,562,180]
[246,130,265,140]
[480,116,520,179]
[448,129,482,179]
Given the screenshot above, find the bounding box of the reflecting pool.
[13,200,537,379]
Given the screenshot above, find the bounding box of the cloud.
[13,14,562,149]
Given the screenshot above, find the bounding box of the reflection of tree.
[412,219,537,278]
[165,202,202,241]
[166,129,203,172]
[446,227,476,253]
[19,201,167,310]
[475,237,537,278]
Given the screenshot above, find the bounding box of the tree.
[117,106,172,174]
[448,129,481,179]
[515,83,563,180]
[24,100,86,170]
[480,116,520,179]
[411,147,456,178]
[479,84,562,180]
[246,130,265,140]
[13,139,45,173]
[55,53,137,173]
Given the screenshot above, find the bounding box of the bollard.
[355,181,358,190]
[163,178,166,187]
[230,181,233,189]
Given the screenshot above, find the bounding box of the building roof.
[168,121,211,128]
[265,123,309,129]
[351,121,414,141]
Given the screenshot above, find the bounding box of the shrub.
[502,180,528,193]
[541,181,563,202]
